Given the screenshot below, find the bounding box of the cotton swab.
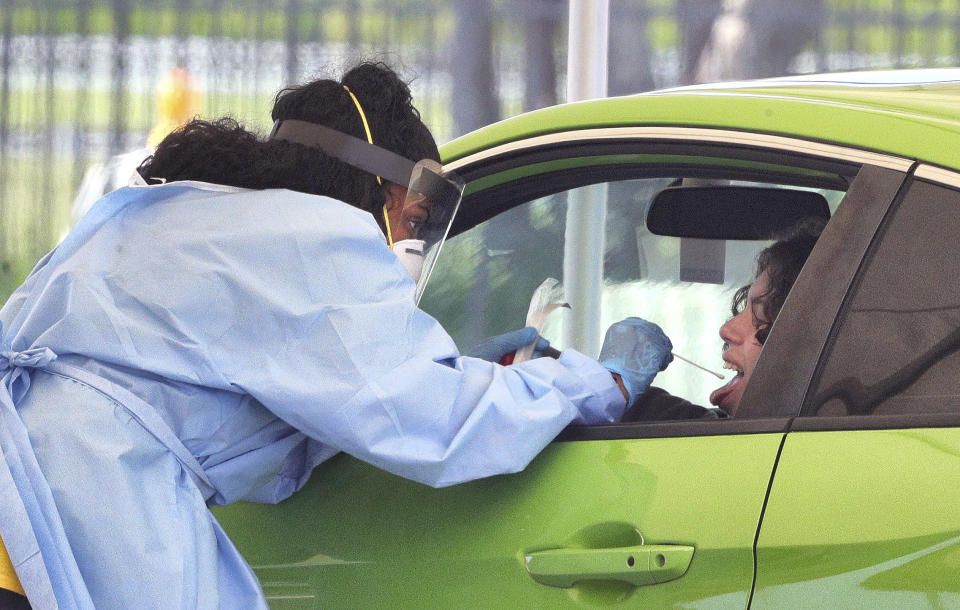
[672,352,725,379]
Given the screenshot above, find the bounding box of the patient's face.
[709,273,769,415]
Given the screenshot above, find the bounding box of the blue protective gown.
[0,181,625,609]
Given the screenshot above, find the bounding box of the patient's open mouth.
[722,361,743,375]
[709,360,743,409]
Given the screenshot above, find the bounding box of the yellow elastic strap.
[382,204,394,247]
[342,85,381,185]
[343,84,391,243]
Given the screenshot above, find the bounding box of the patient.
[623,220,823,420]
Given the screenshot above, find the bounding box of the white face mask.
[391,239,426,283]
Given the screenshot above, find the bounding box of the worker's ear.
[383,183,408,213]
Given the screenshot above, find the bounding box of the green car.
[214,69,960,608]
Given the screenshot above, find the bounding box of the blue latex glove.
[598,317,673,403]
[466,327,550,362]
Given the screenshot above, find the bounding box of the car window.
[808,177,960,416]
[422,176,843,411]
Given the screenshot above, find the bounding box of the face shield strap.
[270,118,462,227]
[382,205,395,247]
[340,86,378,177]
[271,120,415,187]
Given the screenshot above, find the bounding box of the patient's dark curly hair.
[732,218,825,344]
[138,61,439,232]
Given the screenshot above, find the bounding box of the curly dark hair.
[137,61,439,232]
[732,218,825,344]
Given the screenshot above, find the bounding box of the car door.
[754,167,960,608]
[212,130,908,608]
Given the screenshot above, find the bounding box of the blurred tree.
[695,0,826,82]
[284,0,301,85]
[110,0,131,156]
[517,0,564,111]
[676,0,724,84]
[451,0,499,136]
[450,0,501,347]
[608,1,655,96]
[604,3,664,285]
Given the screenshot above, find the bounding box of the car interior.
[422,146,852,421]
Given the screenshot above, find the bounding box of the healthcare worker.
[0,62,671,609]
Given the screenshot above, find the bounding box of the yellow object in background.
[147,66,202,148]
[0,534,24,596]
[72,66,204,225]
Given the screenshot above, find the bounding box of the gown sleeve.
[55,187,626,489]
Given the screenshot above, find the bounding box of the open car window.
[420,172,845,414]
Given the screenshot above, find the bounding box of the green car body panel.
[753,428,960,608]
[214,433,784,607]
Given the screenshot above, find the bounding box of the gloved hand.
[466,327,550,363]
[598,317,673,404]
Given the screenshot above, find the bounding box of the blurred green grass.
[6,88,275,132]
[1,156,75,301]
[0,4,452,42]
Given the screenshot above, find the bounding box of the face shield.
[400,159,465,299]
[269,119,464,303]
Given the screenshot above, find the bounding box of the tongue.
[709,375,740,406]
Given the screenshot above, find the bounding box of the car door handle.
[524,544,694,588]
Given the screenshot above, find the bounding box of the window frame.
[440,128,914,439]
[797,164,960,429]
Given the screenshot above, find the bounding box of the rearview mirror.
[646,186,830,240]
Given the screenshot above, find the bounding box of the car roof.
[441,68,960,172]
